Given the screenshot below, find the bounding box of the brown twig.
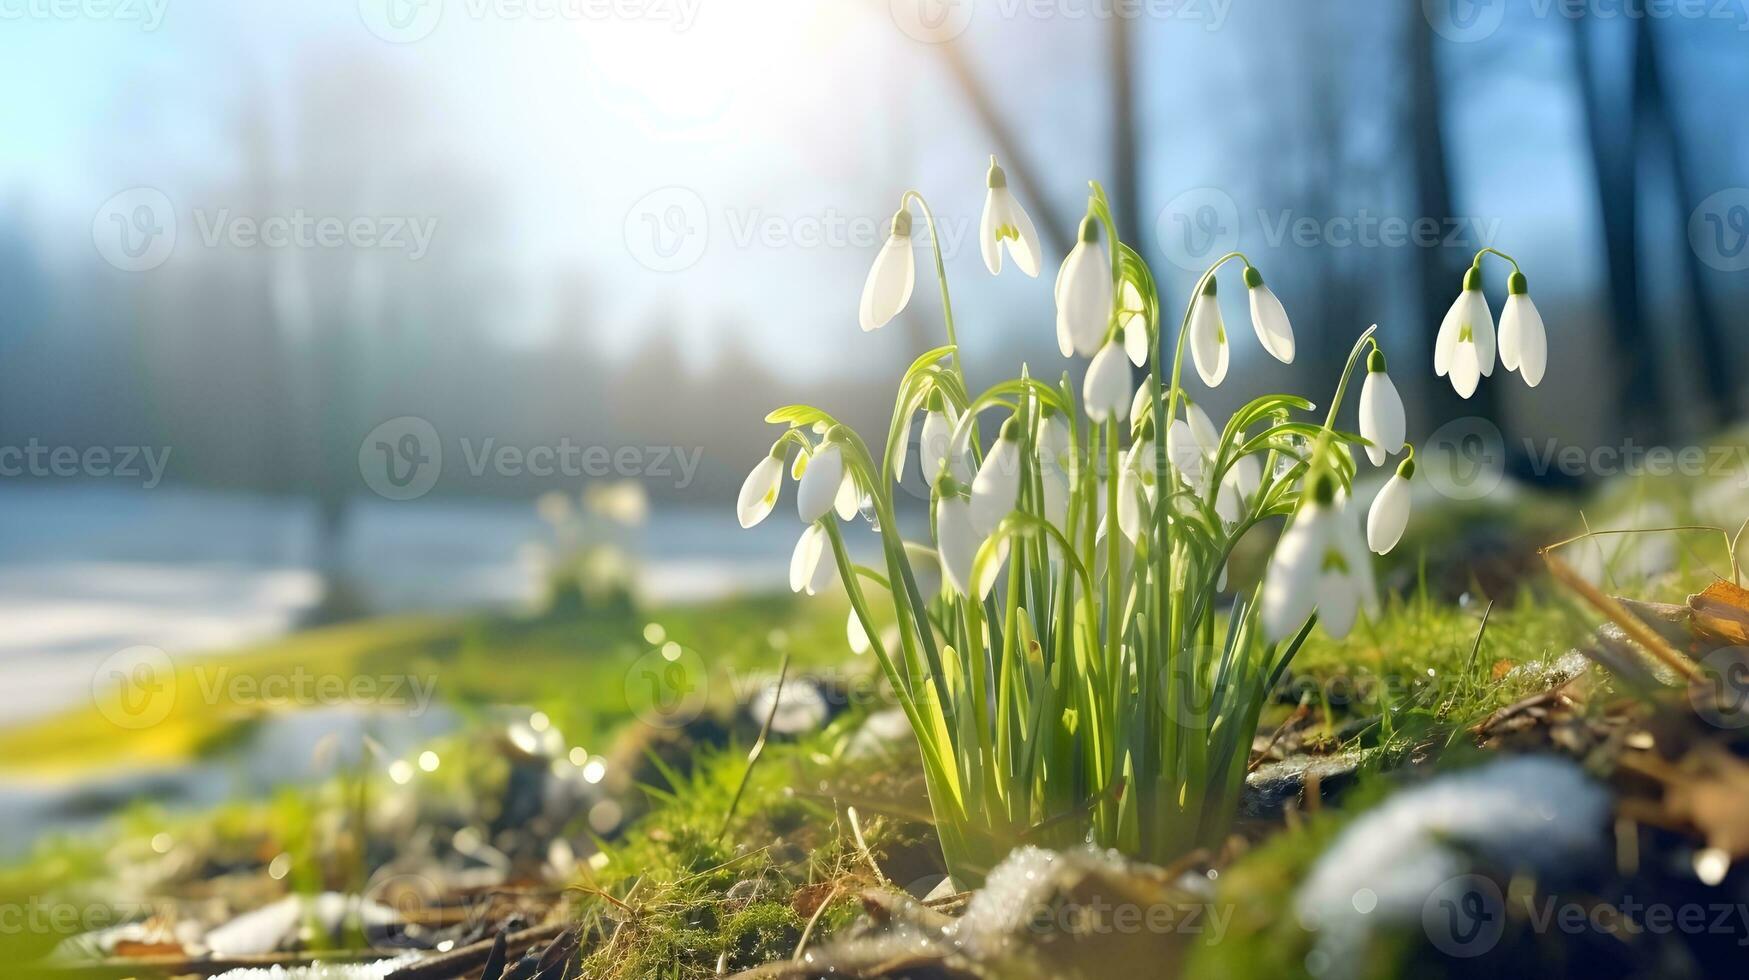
[384,921,571,980]
[1542,551,1700,682]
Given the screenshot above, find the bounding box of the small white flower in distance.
[1244,265,1295,364]
[979,158,1041,277]
[1055,216,1114,357]
[795,442,844,523]
[1082,340,1132,423]
[789,523,834,595]
[1189,277,1229,387]
[1367,457,1414,555]
[736,451,784,529]
[971,417,1024,536]
[1434,266,1496,399]
[1357,344,1406,466]
[1497,271,1547,387]
[859,208,916,332]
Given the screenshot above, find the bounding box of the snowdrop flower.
[1497,271,1547,387]
[1244,265,1295,364]
[847,610,871,654]
[833,468,862,521]
[1435,266,1495,399]
[1357,346,1406,467]
[1055,216,1113,357]
[1261,478,1372,642]
[796,442,844,523]
[979,158,1040,277]
[971,417,1023,535]
[789,524,835,595]
[918,391,971,486]
[1083,340,1131,422]
[859,209,915,332]
[1166,418,1205,488]
[1189,277,1229,387]
[935,474,1003,598]
[1119,280,1150,367]
[1185,400,1221,455]
[1367,457,1414,555]
[1215,454,1261,524]
[736,450,784,528]
[1035,404,1071,476]
[1117,423,1157,543]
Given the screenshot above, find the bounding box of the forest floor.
[7,476,1749,979]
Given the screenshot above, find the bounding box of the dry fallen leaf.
[1689,579,1749,647]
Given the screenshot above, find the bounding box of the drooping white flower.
[1367,460,1413,555]
[1082,340,1132,423]
[736,452,784,528]
[1185,400,1221,455]
[1244,265,1295,364]
[796,443,844,523]
[979,158,1041,277]
[1055,216,1113,357]
[934,475,1006,598]
[1261,479,1373,642]
[1216,451,1260,524]
[1119,279,1150,367]
[1434,266,1496,399]
[1189,277,1229,388]
[789,523,835,595]
[1117,429,1157,543]
[971,417,1023,535]
[859,209,916,332]
[1166,418,1205,488]
[1497,271,1547,388]
[1357,346,1406,467]
[1036,405,1071,477]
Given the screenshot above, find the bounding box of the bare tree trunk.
[1408,7,1498,431]
[1639,20,1737,428]
[1570,11,1665,439]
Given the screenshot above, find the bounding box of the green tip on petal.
[1000,416,1022,442]
[1508,270,1528,295]
[1040,402,1059,420]
[1200,276,1218,297]
[768,441,788,460]
[986,159,1007,189]
[1078,216,1100,244]
[926,389,946,413]
[1243,265,1263,289]
[891,209,913,238]
[1463,266,1483,291]
[936,472,966,498]
[1367,348,1387,373]
[1311,473,1337,505]
[1397,457,1416,480]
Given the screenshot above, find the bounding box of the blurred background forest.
[0,0,1746,717]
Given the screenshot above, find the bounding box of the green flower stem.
[902,190,968,391]
[1470,246,1520,274]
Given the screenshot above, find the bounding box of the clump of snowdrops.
[736,158,1548,883]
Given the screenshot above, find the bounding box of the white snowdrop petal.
[796,444,844,522]
[935,496,978,597]
[1186,402,1220,456]
[1450,343,1481,399]
[1262,507,1327,643]
[1358,371,1406,467]
[1367,474,1411,555]
[970,438,1022,536]
[1189,292,1228,387]
[1082,341,1132,422]
[833,470,861,521]
[1498,295,1522,372]
[736,456,783,529]
[979,187,1003,276]
[1466,290,1496,377]
[1123,316,1150,367]
[789,524,826,593]
[1248,284,1296,364]
[1316,564,1359,639]
[1434,293,1464,376]
[919,410,952,486]
[1515,295,1547,387]
[859,234,915,332]
[847,610,870,654]
[1057,242,1113,356]
[891,412,912,483]
[1006,194,1042,278]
